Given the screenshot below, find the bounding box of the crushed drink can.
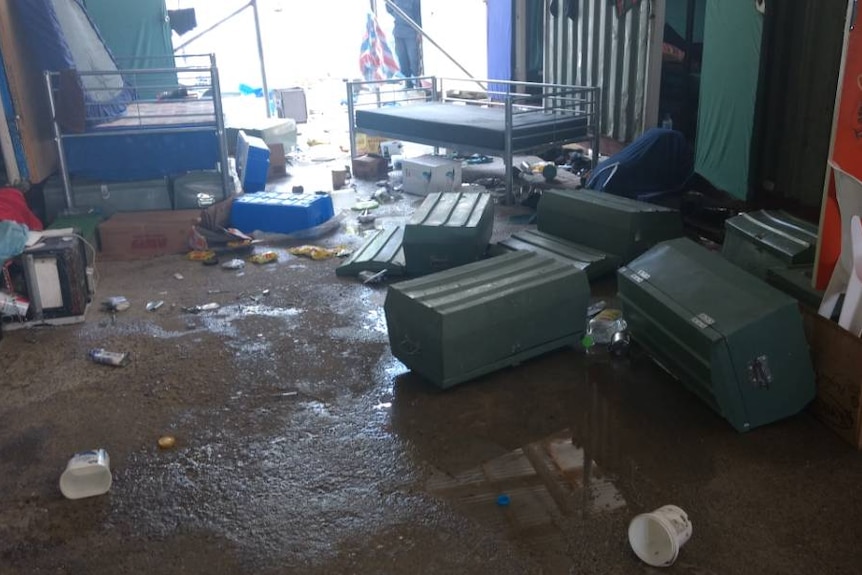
[88,348,130,367]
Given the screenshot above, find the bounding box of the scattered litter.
[157,436,176,450]
[249,251,279,264]
[496,494,511,507]
[145,300,164,312]
[183,302,220,314]
[465,154,493,165]
[609,330,631,356]
[185,321,197,330]
[202,254,219,266]
[102,296,130,312]
[59,449,112,500]
[262,288,271,296]
[587,300,607,318]
[173,273,184,280]
[373,188,394,203]
[358,269,388,284]
[291,185,305,194]
[352,199,379,211]
[222,258,246,270]
[208,289,227,295]
[0,290,29,317]
[288,245,342,260]
[88,348,130,367]
[587,309,627,345]
[279,391,299,397]
[357,210,376,225]
[628,505,692,567]
[187,250,216,261]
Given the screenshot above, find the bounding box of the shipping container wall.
[544,0,654,143]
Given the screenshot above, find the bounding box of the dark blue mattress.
[355,102,590,151]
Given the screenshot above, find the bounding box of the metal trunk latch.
[747,355,773,389]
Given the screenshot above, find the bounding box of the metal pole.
[209,54,232,197]
[382,0,485,90]
[251,0,271,118]
[44,72,74,212]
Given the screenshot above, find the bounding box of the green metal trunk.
[403,192,494,276]
[721,210,818,279]
[385,251,589,389]
[536,188,683,262]
[618,238,815,432]
[336,226,406,277]
[498,229,620,280]
[765,265,824,310]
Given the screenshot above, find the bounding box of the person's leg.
[394,37,414,86]
[405,36,421,86]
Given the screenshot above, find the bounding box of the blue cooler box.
[236,131,270,193]
[230,191,334,234]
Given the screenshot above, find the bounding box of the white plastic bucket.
[628,504,692,567]
[59,449,112,500]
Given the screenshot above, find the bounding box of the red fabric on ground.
[0,188,42,231]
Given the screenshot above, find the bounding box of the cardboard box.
[98,210,200,260]
[402,155,462,196]
[801,306,862,449]
[352,154,388,180]
[380,140,404,158]
[354,133,385,155]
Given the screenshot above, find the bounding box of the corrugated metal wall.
[544,0,652,142]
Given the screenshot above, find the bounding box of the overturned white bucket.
[628,505,692,567]
[59,449,112,500]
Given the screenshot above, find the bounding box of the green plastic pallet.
[385,251,589,389]
[403,191,494,276]
[722,210,818,279]
[537,188,683,262]
[618,238,815,432]
[498,229,619,280]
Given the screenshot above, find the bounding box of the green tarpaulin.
[695,0,763,199]
[83,0,177,100]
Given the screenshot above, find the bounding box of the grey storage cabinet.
[618,238,816,432]
[722,210,818,279]
[403,191,494,276]
[537,188,683,262]
[385,251,589,389]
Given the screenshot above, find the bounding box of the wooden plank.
[0,0,59,185]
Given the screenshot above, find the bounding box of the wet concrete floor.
[2,152,862,575]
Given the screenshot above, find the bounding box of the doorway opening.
[658,0,705,144]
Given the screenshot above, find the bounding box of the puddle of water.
[362,308,388,335]
[426,428,626,538]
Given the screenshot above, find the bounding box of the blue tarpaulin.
[585,128,694,200]
[20,0,132,122]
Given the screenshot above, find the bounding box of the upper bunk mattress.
[355,102,590,151]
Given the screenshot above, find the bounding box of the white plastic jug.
[59,449,112,500]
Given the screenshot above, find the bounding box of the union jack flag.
[359,12,401,81]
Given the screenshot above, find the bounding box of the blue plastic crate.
[230,191,335,234]
[236,131,270,193]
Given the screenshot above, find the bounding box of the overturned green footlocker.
[403,191,494,276]
[385,251,589,388]
[537,188,683,262]
[721,210,818,279]
[618,238,816,432]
